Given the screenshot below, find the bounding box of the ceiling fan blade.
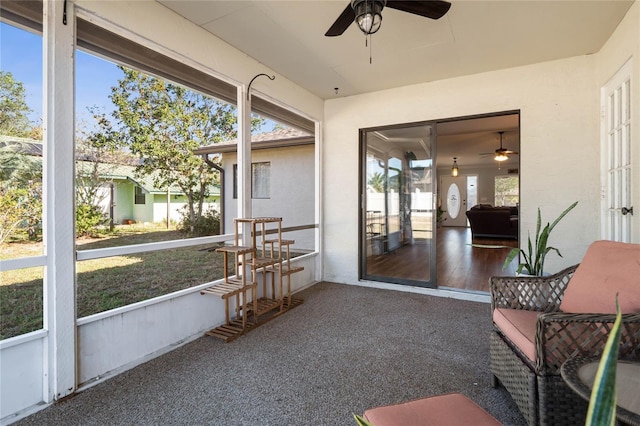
[325,3,356,37]
[386,0,451,20]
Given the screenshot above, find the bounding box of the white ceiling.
[157,0,632,167]
[158,0,633,100]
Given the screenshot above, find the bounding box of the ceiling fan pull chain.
[369,34,373,64]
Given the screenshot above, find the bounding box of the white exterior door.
[602,60,634,242]
[441,176,467,227]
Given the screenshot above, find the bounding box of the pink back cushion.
[560,240,640,314]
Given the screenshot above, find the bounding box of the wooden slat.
[201,281,256,300]
[265,265,304,275]
[204,297,304,343]
[264,239,295,245]
[215,245,254,254]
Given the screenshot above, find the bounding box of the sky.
[1,21,275,134]
[1,21,122,126]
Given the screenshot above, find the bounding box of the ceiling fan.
[325,0,452,37]
[480,131,519,162]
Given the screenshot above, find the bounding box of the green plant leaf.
[585,298,622,426]
[502,247,521,270]
[483,202,578,275]
[534,207,542,250]
[549,201,579,231]
[354,414,374,426]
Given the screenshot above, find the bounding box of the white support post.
[314,120,323,281]
[237,85,252,245]
[43,0,77,401]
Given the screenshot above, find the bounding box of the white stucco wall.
[323,52,624,284]
[223,145,316,251]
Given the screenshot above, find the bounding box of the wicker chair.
[489,241,640,426]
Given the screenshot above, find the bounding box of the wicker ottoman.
[363,393,502,425]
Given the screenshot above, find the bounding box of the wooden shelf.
[200,279,255,299]
[201,216,304,342]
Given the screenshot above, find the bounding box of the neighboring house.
[77,162,220,225]
[194,127,315,251]
[1,136,220,225]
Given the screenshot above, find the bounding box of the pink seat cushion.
[559,241,640,314]
[363,393,502,426]
[493,308,539,362]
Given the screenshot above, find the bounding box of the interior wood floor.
[365,226,518,293]
[437,226,518,292]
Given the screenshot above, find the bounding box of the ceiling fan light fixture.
[353,0,384,35]
[494,153,509,162]
[452,157,459,177]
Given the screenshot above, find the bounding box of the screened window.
[73,18,240,317]
[0,18,45,339]
[233,162,271,199]
[134,186,146,204]
[75,48,225,237]
[251,162,270,199]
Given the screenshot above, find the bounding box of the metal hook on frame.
[247,73,275,100]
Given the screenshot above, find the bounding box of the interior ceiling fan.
[480,131,519,162]
[325,0,452,37]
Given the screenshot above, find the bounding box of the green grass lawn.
[1,225,227,340]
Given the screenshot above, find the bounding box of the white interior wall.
[595,1,640,242]
[436,165,518,208]
[324,55,602,283]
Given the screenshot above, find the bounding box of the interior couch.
[466,204,518,239]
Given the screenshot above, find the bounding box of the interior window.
[494,175,519,206]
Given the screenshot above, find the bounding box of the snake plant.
[472,201,578,276]
[502,201,578,275]
[585,299,622,426]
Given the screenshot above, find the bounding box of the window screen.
[1,0,314,133]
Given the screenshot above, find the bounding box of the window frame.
[233,162,271,199]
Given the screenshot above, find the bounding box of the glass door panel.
[361,123,435,287]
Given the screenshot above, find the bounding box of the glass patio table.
[561,356,640,426]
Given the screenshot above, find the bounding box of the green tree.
[0,139,43,242]
[75,107,137,234]
[368,172,386,193]
[0,71,33,137]
[109,67,263,234]
[495,176,519,206]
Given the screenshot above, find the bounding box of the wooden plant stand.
[201,217,304,342]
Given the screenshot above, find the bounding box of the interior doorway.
[435,112,520,292]
[358,111,520,293]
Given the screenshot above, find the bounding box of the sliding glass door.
[360,123,436,287]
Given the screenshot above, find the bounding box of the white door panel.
[441,176,467,227]
[602,60,634,242]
